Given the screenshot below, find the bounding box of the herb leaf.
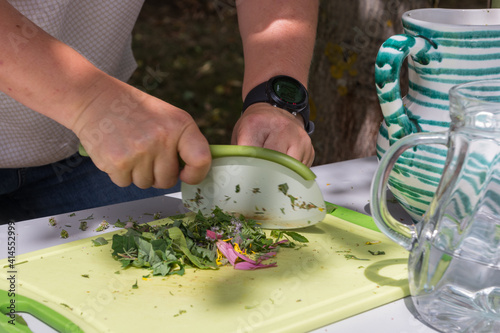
[282,231,309,243]
[168,227,216,269]
[92,237,109,246]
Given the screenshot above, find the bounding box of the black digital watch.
[242,75,315,134]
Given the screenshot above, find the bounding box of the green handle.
[209,145,316,181]
[78,143,87,157]
[375,34,435,143]
[79,144,316,181]
[326,202,380,232]
[0,289,84,333]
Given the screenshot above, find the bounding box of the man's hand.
[72,77,211,189]
[231,103,315,166]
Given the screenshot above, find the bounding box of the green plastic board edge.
[325,202,381,233]
[0,289,84,333]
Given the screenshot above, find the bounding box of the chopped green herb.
[132,280,139,289]
[114,219,126,228]
[368,250,386,256]
[79,221,88,231]
[81,274,89,278]
[60,303,73,310]
[13,314,28,326]
[92,237,109,246]
[174,309,186,317]
[79,214,94,222]
[60,229,69,239]
[279,185,321,211]
[344,254,369,261]
[49,217,56,226]
[95,220,109,232]
[144,212,162,220]
[278,183,289,195]
[252,188,261,194]
[169,214,186,220]
[325,202,337,214]
[69,213,76,217]
[185,188,204,207]
[3,260,28,269]
[235,184,240,193]
[270,230,309,247]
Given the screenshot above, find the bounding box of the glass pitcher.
[371,80,500,333]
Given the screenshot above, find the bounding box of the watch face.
[269,76,308,111]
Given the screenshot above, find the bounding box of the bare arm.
[0,1,100,128]
[232,0,319,166]
[0,0,211,188]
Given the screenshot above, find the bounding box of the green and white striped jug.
[375,8,500,221]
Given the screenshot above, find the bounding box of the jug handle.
[375,34,437,143]
[370,132,448,251]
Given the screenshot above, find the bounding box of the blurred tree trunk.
[309,0,489,165]
[309,0,432,165]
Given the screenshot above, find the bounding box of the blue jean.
[0,153,179,223]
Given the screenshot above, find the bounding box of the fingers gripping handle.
[370,132,448,251]
[375,34,436,143]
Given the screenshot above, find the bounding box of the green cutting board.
[0,208,409,333]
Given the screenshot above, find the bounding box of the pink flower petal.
[235,250,258,264]
[216,240,238,266]
[206,229,220,240]
[267,239,289,249]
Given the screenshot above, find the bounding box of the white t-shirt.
[1,0,145,168]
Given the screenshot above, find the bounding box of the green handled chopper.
[181,145,326,229]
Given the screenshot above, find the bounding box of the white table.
[0,156,437,333]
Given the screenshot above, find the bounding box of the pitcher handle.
[375,34,437,143]
[370,132,448,250]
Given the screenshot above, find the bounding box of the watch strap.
[242,81,267,112]
[242,78,315,134]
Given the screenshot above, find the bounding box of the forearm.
[0,0,110,130]
[236,0,319,98]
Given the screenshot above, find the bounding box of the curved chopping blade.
[181,145,326,229]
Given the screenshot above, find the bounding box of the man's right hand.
[72,77,211,189]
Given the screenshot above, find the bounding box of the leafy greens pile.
[111,207,308,277]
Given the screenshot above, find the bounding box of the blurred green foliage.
[129,1,243,145]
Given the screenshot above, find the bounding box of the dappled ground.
[129,1,244,145]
